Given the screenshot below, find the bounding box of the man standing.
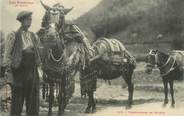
[3,11,41,116]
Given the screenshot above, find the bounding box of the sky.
[0,0,102,33]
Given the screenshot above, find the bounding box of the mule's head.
[145,49,158,74]
[40,0,73,48]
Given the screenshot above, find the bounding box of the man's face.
[21,15,32,28]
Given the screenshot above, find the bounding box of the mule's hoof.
[170,104,175,108]
[92,105,96,113]
[164,99,168,104]
[127,100,133,105]
[91,107,96,113]
[84,108,91,113]
[48,112,52,116]
[162,103,167,107]
[57,109,65,116]
[125,105,132,109]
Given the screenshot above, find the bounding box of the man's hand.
[4,66,11,76]
[4,66,13,84]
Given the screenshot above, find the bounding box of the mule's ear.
[40,0,50,10]
[64,7,73,15]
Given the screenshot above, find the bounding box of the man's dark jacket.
[3,28,42,85]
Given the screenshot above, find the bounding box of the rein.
[158,56,171,69]
[160,55,176,76]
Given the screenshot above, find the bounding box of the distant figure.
[156,33,163,39]
[3,11,42,116]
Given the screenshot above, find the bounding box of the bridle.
[147,50,177,76]
[146,50,159,68]
[147,50,175,69]
[44,23,65,62]
[43,8,66,62]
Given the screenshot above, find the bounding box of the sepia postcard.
[0,0,184,116]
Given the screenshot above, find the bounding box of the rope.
[161,55,176,77]
[158,56,171,69]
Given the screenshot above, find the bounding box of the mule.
[37,1,87,116]
[145,49,183,108]
[80,38,136,113]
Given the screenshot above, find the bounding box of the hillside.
[75,0,184,57]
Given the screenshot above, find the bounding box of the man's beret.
[16,11,32,22]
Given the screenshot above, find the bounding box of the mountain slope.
[75,0,184,57]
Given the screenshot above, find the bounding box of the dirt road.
[63,81,184,116]
[1,80,184,116]
[1,63,184,116]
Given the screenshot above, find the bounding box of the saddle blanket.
[101,38,126,53]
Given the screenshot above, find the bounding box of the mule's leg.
[85,91,93,113]
[123,69,134,108]
[42,83,46,100]
[163,79,168,107]
[91,91,97,113]
[63,78,67,110]
[58,83,63,116]
[46,84,49,101]
[58,78,66,116]
[62,77,67,113]
[48,83,54,116]
[169,80,175,108]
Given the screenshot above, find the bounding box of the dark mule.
[37,1,83,116]
[145,49,183,108]
[80,38,136,113]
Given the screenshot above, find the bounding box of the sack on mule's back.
[170,50,184,70]
[170,50,184,79]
